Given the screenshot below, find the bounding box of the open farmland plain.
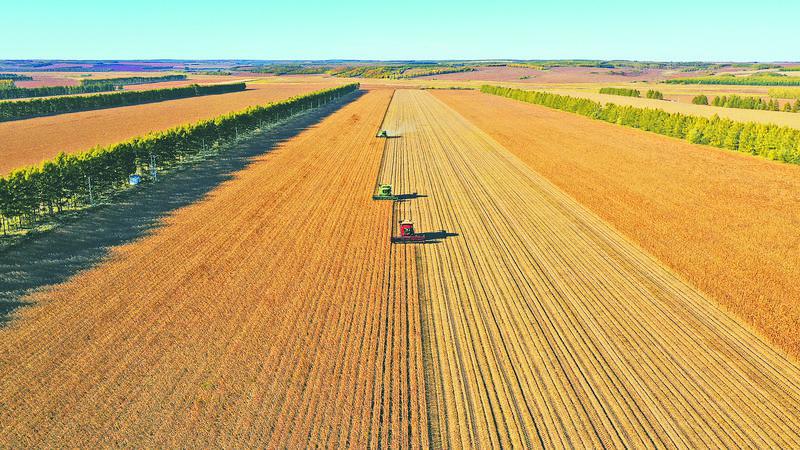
[0,81,339,174]
[433,89,800,358]
[376,90,800,447]
[2,84,800,448]
[0,89,431,447]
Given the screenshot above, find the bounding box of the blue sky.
[2,0,797,61]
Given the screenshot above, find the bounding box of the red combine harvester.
[392,220,428,243]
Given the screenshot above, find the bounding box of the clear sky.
[2,0,797,61]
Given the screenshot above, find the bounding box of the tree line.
[0,83,118,100]
[646,90,664,100]
[79,74,187,87]
[0,73,33,81]
[481,85,800,165]
[665,74,800,86]
[0,83,246,122]
[692,94,800,112]
[599,87,640,97]
[0,83,359,234]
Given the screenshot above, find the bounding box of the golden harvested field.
[0,82,339,175]
[3,87,800,447]
[380,90,800,447]
[433,89,800,358]
[0,89,430,447]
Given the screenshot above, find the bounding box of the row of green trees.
[712,95,785,111]
[665,75,800,86]
[599,87,640,97]
[692,94,800,112]
[646,90,664,100]
[0,83,359,233]
[0,83,117,100]
[481,85,800,164]
[0,83,246,122]
[0,73,33,81]
[79,74,187,87]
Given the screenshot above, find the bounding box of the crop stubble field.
[0,89,430,447]
[378,90,800,447]
[2,86,800,447]
[432,89,800,358]
[0,81,339,175]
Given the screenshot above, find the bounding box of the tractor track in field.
[376,89,800,448]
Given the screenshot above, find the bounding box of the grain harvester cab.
[392,220,427,243]
[377,130,389,138]
[373,183,397,200]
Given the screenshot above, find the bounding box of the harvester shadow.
[0,91,363,324]
[415,230,459,244]
[395,193,427,201]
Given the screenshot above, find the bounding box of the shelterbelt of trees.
[79,74,187,87]
[0,83,117,100]
[0,83,246,122]
[0,84,358,233]
[482,85,800,164]
[599,87,641,97]
[0,73,33,81]
[665,74,800,86]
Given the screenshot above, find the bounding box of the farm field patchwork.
[0,89,431,447]
[0,82,340,175]
[2,85,800,447]
[379,90,800,447]
[432,89,800,358]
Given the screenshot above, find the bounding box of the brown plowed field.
[379,90,800,447]
[0,89,429,447]
[432,89,800,359]
[0,82,339,175]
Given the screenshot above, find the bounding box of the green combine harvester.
[373,183,398,200]
[377,130,390,138]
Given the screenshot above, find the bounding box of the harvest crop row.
[0,83,117,100]
[434,88,800,361]
[0,82,246,122]
[0,83,358,233]
[380,90,800,447]
[0,90,427,447]
[79,74,187,87]
[481,85,800,163]
[665,74,800,86]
